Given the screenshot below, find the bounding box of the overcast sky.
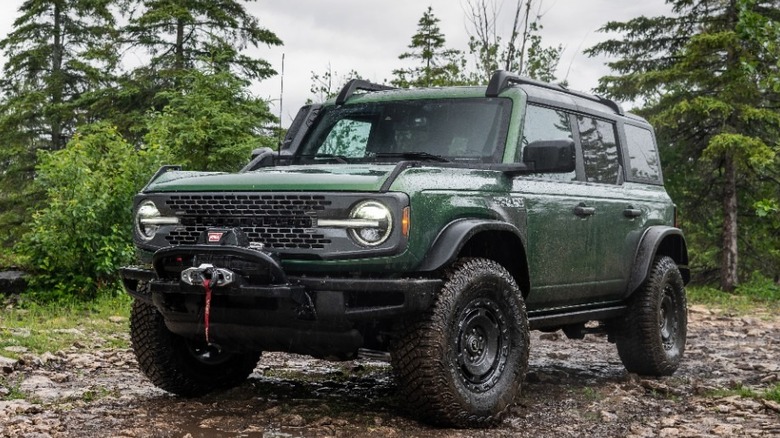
[0,0,670,127]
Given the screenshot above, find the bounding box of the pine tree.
[587,0,780,290]
[145,67,277,172]
[391,6,462,88]
[0,0,120,248]
[115,0,282,145]
[0,0,119,150]
[125,0,281,83]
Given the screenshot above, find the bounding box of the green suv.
[121,71,689,427]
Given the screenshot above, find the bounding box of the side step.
[528,305,626,331]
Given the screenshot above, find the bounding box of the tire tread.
[615,256,687,376]
[130,300,259,397]
[391,258,529,427]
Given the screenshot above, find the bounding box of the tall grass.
[0,291,132,358]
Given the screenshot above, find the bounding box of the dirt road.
[2,305,779,437]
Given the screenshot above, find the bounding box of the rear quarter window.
[624,124,662,183]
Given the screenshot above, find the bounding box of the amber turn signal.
[402,206,410,237]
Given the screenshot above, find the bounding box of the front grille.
[166,194,331,215]
[163,194,333,250]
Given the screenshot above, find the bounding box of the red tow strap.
[203,277,213,344]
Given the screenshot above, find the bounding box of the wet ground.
[1,305,779,437]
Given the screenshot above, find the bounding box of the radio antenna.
[277,53,285,156]
[279,53,285,140]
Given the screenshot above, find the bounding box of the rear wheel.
[391,258,529,427]
[615,256,687,376]
[130,300,260,396]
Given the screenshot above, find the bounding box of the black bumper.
[121,266,440,321]
[120,245,441,354]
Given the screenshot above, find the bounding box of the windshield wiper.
[296,153,351,163]
[375,152,450,162]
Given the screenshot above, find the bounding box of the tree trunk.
[516,0,533,74]
[720,152,739,291]
[504,0,523,71]
[51,0,63,150]
[175,17,185,72]
[720,0,740,292]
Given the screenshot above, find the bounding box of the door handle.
[573,204,596,217]
[623,207,642,218]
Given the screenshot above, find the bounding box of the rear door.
[576,115,647,301]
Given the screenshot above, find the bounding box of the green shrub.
[736,273,780,301]
[17,123,171,299]
[687,274,780,312]
[766,384,780,403]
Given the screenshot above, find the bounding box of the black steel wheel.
[130,300,260,397]
[615,255,687,376]
[455,297,510,392]
[391,258,529,428]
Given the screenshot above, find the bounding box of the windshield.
[296,98,512,164]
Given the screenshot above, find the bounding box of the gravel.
[1,304,779,437]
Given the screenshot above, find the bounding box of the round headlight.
[135,200,161,241]
[348,201,393,247]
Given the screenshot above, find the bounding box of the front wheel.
[391,258,530,428]
[615,256,687,376]
[130,300,260,397]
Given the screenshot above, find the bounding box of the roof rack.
[335,79,395,105]
[485,70,624,116]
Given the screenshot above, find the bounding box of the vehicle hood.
[144,164,398,193]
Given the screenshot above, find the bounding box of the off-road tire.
[130,300,260,397]
[391,257,530,428]
[615,255,687,376]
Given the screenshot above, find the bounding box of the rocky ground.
[1,305,779,437]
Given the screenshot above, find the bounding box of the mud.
[1,305,779,437]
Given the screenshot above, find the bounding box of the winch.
[180,263,236,344]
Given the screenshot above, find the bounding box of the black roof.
[486,70,624,116]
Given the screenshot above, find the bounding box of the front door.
[515,104,596,310]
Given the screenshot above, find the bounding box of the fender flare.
[416,218,525,272]
[626,226,690,297]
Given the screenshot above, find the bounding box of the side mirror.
[523,139,575,173]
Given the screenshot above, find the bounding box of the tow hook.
[180,264,235,287]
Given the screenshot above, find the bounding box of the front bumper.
[120,244,441,355]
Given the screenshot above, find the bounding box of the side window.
[519,105,576,181]
[624,124,661,182]
[319,119,372,157]
[577,116,620,184]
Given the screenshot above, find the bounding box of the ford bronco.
[121,70,689,427]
